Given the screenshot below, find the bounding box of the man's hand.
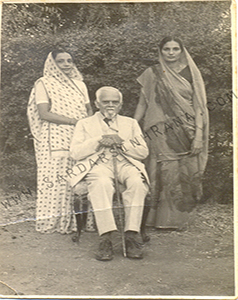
[99,134,124,148]
[109,134,124,146]
[99,136,115,148]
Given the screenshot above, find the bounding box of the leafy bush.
[0,2,233,203]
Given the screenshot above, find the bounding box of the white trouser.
[85,158,148,236]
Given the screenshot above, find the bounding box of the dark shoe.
[125,236,143,259]
[96,239,113,261]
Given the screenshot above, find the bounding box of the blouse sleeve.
[72,80,90,104]
[35,80,49,105]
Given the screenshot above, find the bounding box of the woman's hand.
[191,139,203,155]
[70,118,78,125]
[37,103,78,125]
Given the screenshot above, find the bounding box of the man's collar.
[99,112,117,122]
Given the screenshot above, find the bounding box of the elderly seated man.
[69,86,149,261]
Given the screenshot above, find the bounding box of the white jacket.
[69,112,149,187]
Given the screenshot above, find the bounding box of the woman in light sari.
[134,37,209,230]
[27,50,93,234]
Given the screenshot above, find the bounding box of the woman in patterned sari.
[27,50,93,234]
[134,37,209,230]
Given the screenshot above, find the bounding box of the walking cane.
[112,144,127,257]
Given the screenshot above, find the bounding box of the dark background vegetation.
[0,1,233,204]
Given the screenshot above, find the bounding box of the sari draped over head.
[137,48,209,174]
[137,47,209,226]
[27,52,88,159]
[27,52,90,234]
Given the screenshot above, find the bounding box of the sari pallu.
[27,52,88,233]
[137,48,208,229]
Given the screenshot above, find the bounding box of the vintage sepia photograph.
[0,0,236,298]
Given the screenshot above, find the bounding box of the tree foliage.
[1,1,233,203]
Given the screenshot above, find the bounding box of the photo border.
[0,0,237,299]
